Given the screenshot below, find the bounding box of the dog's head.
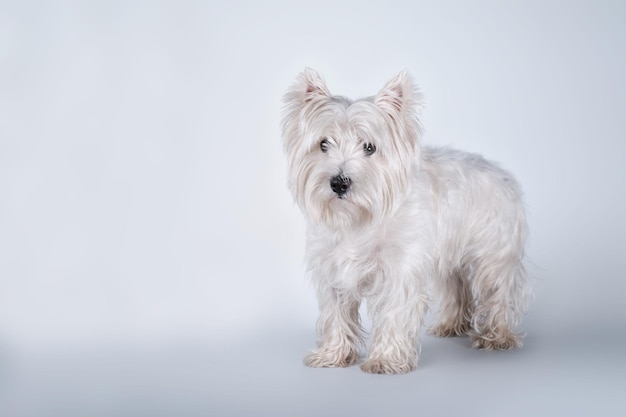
[281,69,422,229]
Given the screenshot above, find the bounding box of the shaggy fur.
[281,68,530,374]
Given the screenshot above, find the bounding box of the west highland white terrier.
[281,69,530,374]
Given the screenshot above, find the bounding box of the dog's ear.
[375,71,415,115]
[298,68,330,102]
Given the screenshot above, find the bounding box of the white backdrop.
[1,1,625,415]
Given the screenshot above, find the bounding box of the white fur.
[282,68,530,374]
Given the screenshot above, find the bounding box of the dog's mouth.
[333,191,354,201]
[322,193,373,227]
[330,192,357,206]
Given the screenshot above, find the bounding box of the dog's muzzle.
[330,174,351,197]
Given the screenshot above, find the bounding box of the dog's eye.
[363,143,376,156]
[320,138,330,153]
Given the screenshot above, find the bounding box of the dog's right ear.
[282,69,330,153]
[296,68,330,102]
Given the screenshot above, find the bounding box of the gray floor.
[2,319,624,417]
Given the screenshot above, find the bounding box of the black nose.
[330,174,351,197]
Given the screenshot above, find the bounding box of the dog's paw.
[360,358,415,375]
[471,330,523,350]
[304,347,358,368]
[428,321,470,337]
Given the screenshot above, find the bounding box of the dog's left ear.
[375,71,415,116]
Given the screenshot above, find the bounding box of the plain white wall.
[0,0,624,349]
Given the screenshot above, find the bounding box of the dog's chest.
[309,223,419,293]
[322,234,382,291]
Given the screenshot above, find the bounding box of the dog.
[281,68,530,374]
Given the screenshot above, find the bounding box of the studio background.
[1,1,624,416]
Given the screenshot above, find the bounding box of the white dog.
[281,69,530,374]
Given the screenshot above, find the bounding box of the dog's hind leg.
[469,256,529,350]
[429,268,473,337]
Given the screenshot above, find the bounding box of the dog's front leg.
[304,287,362,368]
[361,272,429,374]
